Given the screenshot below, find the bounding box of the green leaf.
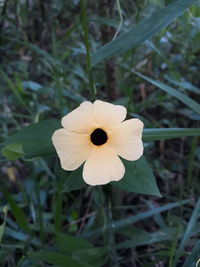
[4,192,33,235]
[91,0,197,66]
[3,119,60,158]
[1,143,24,160]
[182,240,200,267]
[132,70,200,114]
[143,128,200,141]
[27,251,92,267]
[112,156,161,197]
[62,166,86,192]
[55,233,93,255]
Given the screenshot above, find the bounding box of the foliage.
[0,0,200,266]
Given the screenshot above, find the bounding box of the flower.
[52,100,144,186]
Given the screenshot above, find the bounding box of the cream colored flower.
[52,100,144,186]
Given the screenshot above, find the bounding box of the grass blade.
[91,0,197,66]
[0,69,31,114]
[4,192,33,236]
[132,70,200,114]
[165,76,200,95]
[82,199,190,239]
[143,128,200,141]
[173,198,200,265]
[182,240,200,267]
[115,227,180,249]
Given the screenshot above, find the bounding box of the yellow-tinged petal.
[109,118,144,161]
[52,129,92,171]
[83,146,125,185]
[61,101,97,133]
[93,100,127,130]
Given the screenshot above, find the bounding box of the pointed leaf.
[62,166,86,192]
[112,156,161,196]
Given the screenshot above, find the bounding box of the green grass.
[0,0,200,266]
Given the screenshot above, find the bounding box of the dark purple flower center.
[90,128,108,146]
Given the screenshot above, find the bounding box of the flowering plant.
[52,100,143,186]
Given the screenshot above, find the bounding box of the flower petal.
[93,100,127,130]
[109,118,144,161]
[83,146,125,185]
[52,129,92,171]
[62,101,97,133]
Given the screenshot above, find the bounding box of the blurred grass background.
[0,0,200,266]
